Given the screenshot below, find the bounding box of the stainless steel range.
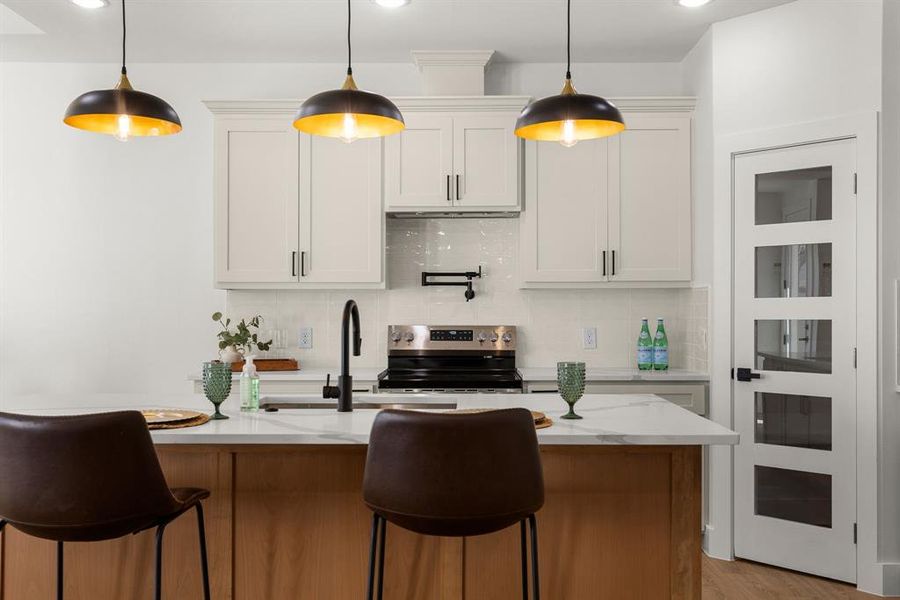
[377,325,523,393]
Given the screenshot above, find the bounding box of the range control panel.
[388,325,517,351]
[430,329,474,342]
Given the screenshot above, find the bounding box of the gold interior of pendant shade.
[63,113,182,136]
[293,112,405,139]
[515,119,625,142]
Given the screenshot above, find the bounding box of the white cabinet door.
[299,135,383,283]
[608,115,692,281]
[384,114,453,210]
[214,117,299,284]
[453,115,520,210]
[520,140,609,283]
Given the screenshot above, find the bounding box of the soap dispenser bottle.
[240,355,260,412]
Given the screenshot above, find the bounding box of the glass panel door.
[733,138,857,583]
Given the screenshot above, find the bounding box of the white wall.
[0,59,685,407]
[880,0,900,578]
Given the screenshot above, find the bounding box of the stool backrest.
[0,411,178,535]
[363,408,544,535]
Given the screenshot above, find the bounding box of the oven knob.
[490,332,499,343]
[404,331,415,342]
[477,332,488,343]
[501,332,513,344]
[391,331,402,343]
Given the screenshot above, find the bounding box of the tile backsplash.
[226,218,709,372]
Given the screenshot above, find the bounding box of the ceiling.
[0,0,794,64]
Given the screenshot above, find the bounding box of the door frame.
[708,113,879,592]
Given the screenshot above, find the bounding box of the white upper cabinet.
[300,135,383,284]
[608,115,692,281]
[520,139,609,282]
[385,97,529,213]
[519,100,694,287]
[453,115,519,209]
[214,116,300,284]
[206,101,385,289]
[384,114,453,209]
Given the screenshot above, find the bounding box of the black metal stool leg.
[366,514,380,600]
[376,516,387,600]
[57,540,64,600]
[195,504,211,600]
[528,515,540,600]
[155,523,167,600]
[520,519,529,600]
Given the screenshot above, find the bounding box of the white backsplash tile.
[226,219,709,372]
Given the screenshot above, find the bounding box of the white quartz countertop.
[5,392,736,446]
[186,367,708,382]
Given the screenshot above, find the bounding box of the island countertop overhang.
[5,392,738,446]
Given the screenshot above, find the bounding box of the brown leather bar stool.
[363,408,545,599]
[0,411,211,600]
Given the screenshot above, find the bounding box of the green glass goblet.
[557,362,586,420]
[202,361,233,420]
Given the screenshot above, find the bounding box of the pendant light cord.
[121,0,127,75]
[565,0,571,80]
[346,0,352,76]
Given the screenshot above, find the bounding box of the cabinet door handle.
[602,250,607,276]
[291,251,297,277]
[456,174,461,201]
[300,251,306,277]
[446,175,451,202]
[611,250,616,276]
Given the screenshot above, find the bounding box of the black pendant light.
[64,0,181,141]
[515,0,624,146]
[293,0,404,142]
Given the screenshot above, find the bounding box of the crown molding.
[610,97,697,112]
[202,96,696,116]
[411,50,495,70]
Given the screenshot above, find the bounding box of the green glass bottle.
[637,318,653,370]
[653,318,669,371]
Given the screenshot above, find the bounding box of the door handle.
[446,175,451,202]
[735,367,761,382]
[291,251,297,277]
[300,251,306,277]
[602,250,607,276]
[456,174,461,201]
[611,250,616,276]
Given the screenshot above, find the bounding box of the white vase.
[219,345,243,364]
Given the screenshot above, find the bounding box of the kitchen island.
[1,393,737,600]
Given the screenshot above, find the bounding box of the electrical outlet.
[582,327,597,350]
[298,327,313,349]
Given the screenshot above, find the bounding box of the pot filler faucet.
[323,299,361,412]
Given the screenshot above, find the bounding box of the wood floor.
[702,555,883,599]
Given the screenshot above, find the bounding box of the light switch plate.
[582,327,597,350]
[298,327,313,349]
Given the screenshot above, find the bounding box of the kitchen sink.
[259,394,458,412]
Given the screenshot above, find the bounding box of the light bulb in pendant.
[340,113,359,144]
[560,119,578,148]
[115,113,132,142]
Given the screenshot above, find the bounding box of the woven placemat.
[147,413,211,430]
[142,409,211,430]
[444,408,553,430]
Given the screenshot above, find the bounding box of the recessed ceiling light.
[373,0,410,8]
[70,0,109,8]
[677,0,713,6]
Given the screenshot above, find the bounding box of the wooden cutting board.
[229,358,299,372]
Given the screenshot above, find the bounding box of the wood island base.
[1,444,701,600]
